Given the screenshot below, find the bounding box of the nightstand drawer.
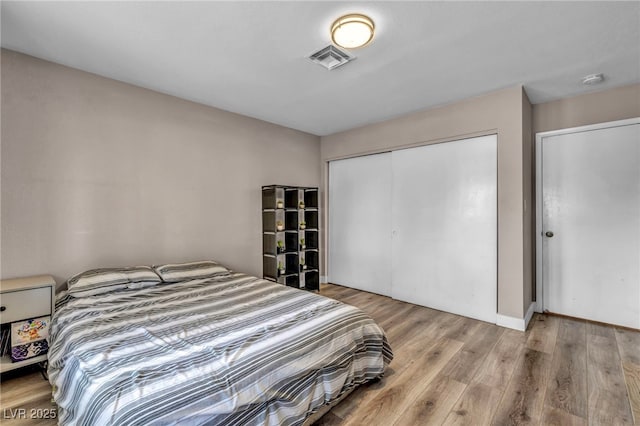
[0,287,52,324]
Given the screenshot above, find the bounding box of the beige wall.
[1,50,321,287]
[522,88,534,313]
[321,86,529,319]
[533,83,640,133]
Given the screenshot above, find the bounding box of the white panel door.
[540,122,640,328]
[329,153,392,296]
[391,135,497,323]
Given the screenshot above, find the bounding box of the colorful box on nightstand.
[10,316,50,362]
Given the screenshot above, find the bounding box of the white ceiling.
[2,1,639,136]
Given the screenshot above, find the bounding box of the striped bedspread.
[48,273,393,425]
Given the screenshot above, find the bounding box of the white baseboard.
[320,275,328,284]
[496,302,537,331]
[496,314,525,331]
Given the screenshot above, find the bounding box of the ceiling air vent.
[308,45,355,70]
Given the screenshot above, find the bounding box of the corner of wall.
[522,88,535,315]
[497,300,536,332]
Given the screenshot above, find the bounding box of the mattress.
[48,272,392,425]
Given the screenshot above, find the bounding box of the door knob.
[545,231,554,238]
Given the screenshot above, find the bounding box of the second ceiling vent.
[308,45,355,70]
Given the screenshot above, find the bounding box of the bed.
[48,265,392,425]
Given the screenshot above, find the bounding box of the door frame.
[534,117,640,313]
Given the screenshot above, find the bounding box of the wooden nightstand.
[0,275,56,373]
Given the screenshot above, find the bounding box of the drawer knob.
[0,306,5,312]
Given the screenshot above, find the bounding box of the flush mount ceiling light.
[331,14,375,49]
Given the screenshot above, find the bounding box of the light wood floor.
[0,283,638,425]
[316,284,639,426]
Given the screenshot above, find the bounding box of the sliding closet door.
[329,153,392,296]
[391,135,497,323]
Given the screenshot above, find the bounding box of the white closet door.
[329,153,392,296]
[541,122,639,328]
[391,135,497,323]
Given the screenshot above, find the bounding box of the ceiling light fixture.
[331,14,375,49]
[582,73,604,85]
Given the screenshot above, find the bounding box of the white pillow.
[67,266,161,297]
[153,261,230,283]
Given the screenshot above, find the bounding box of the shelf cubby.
[303,230,319,250]
[285,275,300,288]
[285,232,299,253]
[263,232,289,255]
[304,189,319,209]
[304,210,319,230]
[285,252,299,275]
[304,271,319,291]
[262,210,285,232]
[262,187,276,210]
[285,210,299,230]
[262,186,285,210]
[304,251,319,271]
[262,255,278,281]
[284,189,300,209]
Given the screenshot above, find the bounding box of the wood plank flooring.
[316,284,638,426]
[0,283,638,425]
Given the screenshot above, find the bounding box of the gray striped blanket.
[48,273,392,425]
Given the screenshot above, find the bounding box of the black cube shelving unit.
[262,185,319,291]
